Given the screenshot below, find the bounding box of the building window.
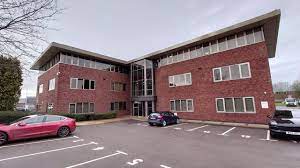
[213,62,251,82]
[70,102,94,114]
[48,78,55,91]
[111,82,126,91]
[39,84,43,94]
[216,97,255,113]
[169,73,192,87]
[70,78,95,90]
[170,99,193,112]
[246,30,255,45]
[110,102,126,111]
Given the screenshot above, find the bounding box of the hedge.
[0,111,117,124]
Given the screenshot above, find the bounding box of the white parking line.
[218,127,236,136]
[163,123,187,128]
[92,147,104,150]
[0,142,98,162]
[203,131,211,134]
[73,139,84,143]
[259,130,278,142]
[186,125,209,132]
[160,164,172,168]
[173,127,182,130]
[0,136,78,149]
[65,150,128,168]
[241,135,251,139]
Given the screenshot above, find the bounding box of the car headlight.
[270,120,277,125]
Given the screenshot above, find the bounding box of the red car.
[0,114,76,146]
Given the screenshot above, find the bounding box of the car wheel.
[0,132,7,146]
[162,120,167,127]
[57,126,70,137]
[176,119,180,124]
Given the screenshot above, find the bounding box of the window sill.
[216,111,256,114]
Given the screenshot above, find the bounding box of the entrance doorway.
[132,101,154,117]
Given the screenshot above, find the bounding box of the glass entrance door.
[133,102,145,117]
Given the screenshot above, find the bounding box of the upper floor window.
[70,78,95,90]
[216,97,255,113]
[48,78,55,91]
[169,73,192,87]
[111,82,126,91]
[39,84,43,94]
[213,62,251,82]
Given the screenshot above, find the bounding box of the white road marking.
[291,140,298,144]
[186,125,209,132]
[141,124,148,127]
[173,127,182,130]
[0,142,97,162]
[65,150,128,168]
[137,123,142,126]
[92,147,104,150]
[259,130,278,141]
[241,135,251,139]
[73,139,84,143]
[218,127,236,136]
[163,123,187,128]
[160,164,172,168]
[0,136,78,149]
[203,131,211,134]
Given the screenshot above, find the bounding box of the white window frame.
[70,102,95,114]
[39,84,43,94]
[215,97,256,113]
[213,62,251,82]
[70,78,78,89]
[168,72,192,87]
[48,78,55,91]
[170,99,194,112]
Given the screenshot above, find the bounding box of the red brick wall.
[37,63,130,115]
[155,42,275,124]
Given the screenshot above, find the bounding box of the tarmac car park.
[0,119,299,168]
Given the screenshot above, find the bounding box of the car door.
[168,112,176,124]
[13,116,46,139]
[42,115,64,135]
[162,112,171,124]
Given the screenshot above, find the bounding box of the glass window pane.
[214,68,221,81]
[90,81,95,89]
[66,55,72,64]
[89,103,94,112]
[187,100,193,111]
[72,56,78,65]
[217,99,224,111]
[183,49,190,60]
[175,100,181,111]
[174,75,180,87]
[234,98,244,112]
[177,51,183,62]
[69,104,76,113]
[254,27,263,42]
[230,64,240,80]
[203,43,210,55]
[237,32,246,46]
[227,35,237,49]
[77,79,83,89]
[169,76,174,87]
[179,74,185,85]
[181,100,187,111]
[225,98,234,112]
[221,66,230,80]
[170,101,175,111]
[167,55,173,64]
[83,102,89,113]
[84,59,91,68]
[172,53,178,63]
[76,103,82,113]
[190,47,197,59]
[210,41,218,53]
[84,80,90,89]
[70,78,77,89]
[218,38,227,51]
[240,63,250,78]
[246,30,254,44]
[196,46,203,57]
[90,60,95,68]
[79,58,85,66]
[245,98,255,112]
[186,73,192,85]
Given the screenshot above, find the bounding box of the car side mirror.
[18,122,26,127]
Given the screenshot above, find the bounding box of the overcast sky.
[21,0,300,98]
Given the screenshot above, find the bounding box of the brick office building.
[31,10,280,124]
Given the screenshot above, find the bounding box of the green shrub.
[0,111,35,124]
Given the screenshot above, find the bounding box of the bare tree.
[292,80,300,98]
[0,0,62,67]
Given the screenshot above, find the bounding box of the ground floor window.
[170,99,193,112]
[110,102,126,111]
[69,102,94,113]
[216,97,255,113]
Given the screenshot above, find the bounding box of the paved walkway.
[76,116,131,126]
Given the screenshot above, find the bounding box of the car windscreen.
[291,111,300,118]
[286,98,296,102]
[274,110,293,119]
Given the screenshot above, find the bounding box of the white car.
[284,98,298,107]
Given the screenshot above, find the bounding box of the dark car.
[0,114,76,146]
[148,112,180,127]
[268,109,300,138]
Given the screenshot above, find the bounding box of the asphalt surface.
[0,119,299,168]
